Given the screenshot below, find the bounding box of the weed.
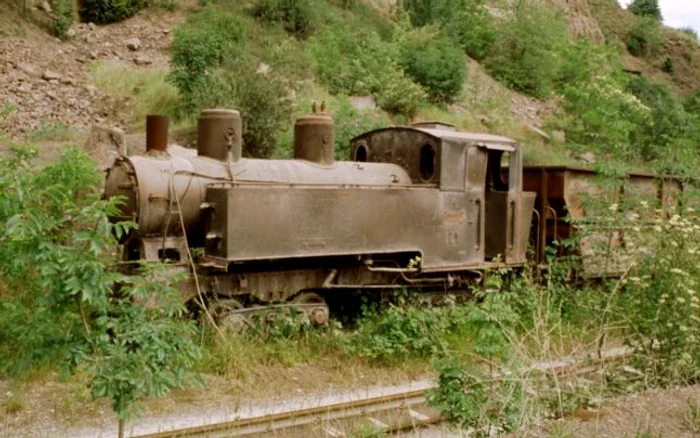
[49,0,75,39]
[24,119,73,142]
[679,27,699,43]
[2,393,25,414]
[349,424,387,438]
[89,62,180,127]
[683,401,700,434]
[627,16,665,57]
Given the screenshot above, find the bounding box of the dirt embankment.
[0,5,181,140]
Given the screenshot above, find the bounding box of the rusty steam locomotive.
[103,108,684,329]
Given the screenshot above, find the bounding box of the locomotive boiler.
[103,107,538,329]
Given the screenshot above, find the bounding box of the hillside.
[1,0,698,175]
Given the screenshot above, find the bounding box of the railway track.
[134,347,633,438]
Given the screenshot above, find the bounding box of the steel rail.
[134,347,634,438]
[135,388,438,438]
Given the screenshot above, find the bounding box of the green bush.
[346,303,467,363]
[400,0,496,60]
[252,0,315,39]
[396,26,466,104]
[627,0,662,21]
[484,0,568,98]
[626,76,688,160]
[168,6,250,111]
[374,68,427,118]
[50,0,75,38]
[307,26,395,96]
[307,25,426,117]
[627,17,664,57]
[679,27,699,43]
[0,147,201,426]
[188,67,293,158]
[79,0,145,24]
[553,74,651,159]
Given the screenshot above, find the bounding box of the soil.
[0,3,183,141]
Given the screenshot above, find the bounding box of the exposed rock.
[88,22,96,30]
[579,152,596,164]
[42,70,61,81]
[133,55,153,66]
[38,1,51,13]
[125,38,141,51]
[65,27,77,39]
[349,96,377,112]
[256,62,271,75]
[552,130,566,143]
[527,124,550,141]
[16,63,41,78]
[84,124,127,169]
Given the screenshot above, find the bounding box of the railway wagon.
[519,166,686,277]
[103,108,536,328]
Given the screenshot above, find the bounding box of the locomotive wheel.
[292,292,329,326]
[210,299,249,334]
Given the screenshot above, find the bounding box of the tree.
[627,0,663,22]
[0,147,202,438]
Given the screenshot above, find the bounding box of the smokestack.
[146,115,168,154]
[197,109,242,161]
[294,102,334,165]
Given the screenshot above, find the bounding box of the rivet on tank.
[197,109,243,162]
[294,101,335,165]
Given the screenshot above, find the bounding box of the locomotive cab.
[350,125,536,268]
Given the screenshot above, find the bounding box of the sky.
[618,0,700,34]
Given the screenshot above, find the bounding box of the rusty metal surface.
[145,115,168,154]
[522,165,686,276]
[204,184,484,269]
[197,109,242,161]
[294,113,334,165]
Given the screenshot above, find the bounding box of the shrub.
[679,27,699,43]
[400,0,496,60]
[188,67,293,158]
[168,6,249,111]
[346,303,467,363]
[252,0,315,39]
[625,76,688,160]
[307,26,395,96]
[396,26,466,104]
[374,69,427,118]
[663,56,675,73]
[684,91,700,115]
[50,0,75,38]
[79,0,145,24]
[307,25,426,118]
[553,74,651,160]
[484,0,568,98]
[627,0,662,21]
[627,16,664,57]
[0,147,202,430]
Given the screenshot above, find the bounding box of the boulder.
[84,124,126,170]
